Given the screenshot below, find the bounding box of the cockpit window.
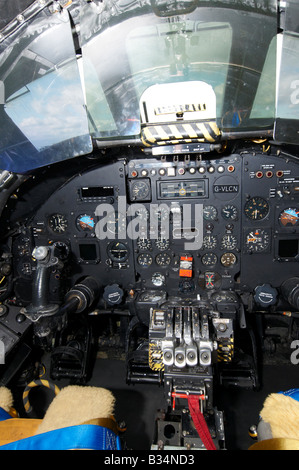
[274,0,299,144]
[0,0,287,172]
[0,8,92,173]
[80,0,277,138]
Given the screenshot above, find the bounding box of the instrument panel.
[13,150,299,309]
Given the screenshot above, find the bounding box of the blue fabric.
[279,388,299,402]
[0,424,121,450]
[0,408,12,422]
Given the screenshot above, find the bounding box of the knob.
[103,284,124,305]
[254,284,278,307]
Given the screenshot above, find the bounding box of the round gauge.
[135,206,149,221]
[220,252,237,267]
[108,242,129,262]
[221,205,238,221]
[244,197,269,221]
[53,241,70,260]
[137,253,153,267]
[220,234,238,251]
[48,214,68,233]
[155,238,170,250]
[137,238,152,250]
[130,180,151,201]
[201,253,217,266]
[245,229,270,253]
[155,252,171,266]
[279,208,299,227]
[107,211,126,236]
[76,214,95,232]
[203,205,218,221]
[152,272,165,287]
[203,235,217,250]
[153,206,170,221]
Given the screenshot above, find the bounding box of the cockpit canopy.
[0,0,298,173]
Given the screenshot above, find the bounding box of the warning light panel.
[179,255,193,278]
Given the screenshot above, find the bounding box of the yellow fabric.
[0,418,42,446]
[260,393,299,441]
[249,438,299,450]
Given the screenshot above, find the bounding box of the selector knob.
[254,284,278,307]
[103,284,124,305]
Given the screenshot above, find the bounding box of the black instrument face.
[244,197,269,221]
[13,151,299,303]
[48,214,68,233]
[245,229,270,253]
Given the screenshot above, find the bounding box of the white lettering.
[104,455,139,467]
[0,339,4,365]
[0,81,4,105]
[290,80,299,105]
[290,340,299,365]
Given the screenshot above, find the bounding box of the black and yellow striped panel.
[149,342,164,372]
[217,338,234,363]
[141,121,221,147]
[22,380,60,414]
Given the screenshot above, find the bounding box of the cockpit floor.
[18,357,299,451]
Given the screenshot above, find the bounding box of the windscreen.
[0,7,92,173]
[275,0,299,144]
[80,0,277,139]
[0,0,280,172]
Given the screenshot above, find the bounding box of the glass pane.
[0,8,92,173]
[275,0,299,143]
[80,0,277,140]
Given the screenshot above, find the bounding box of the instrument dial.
[221,205,238,220]
[76,214,95,232]
[203,235,217,250]
[135,207,150,221]
[279,208,299,227]
[137,238,152,250]
[155,238,170,250]
[130,179,151,201]
[221,234,238,251]
[244,197,269,221]
[245,229,270,252]
[155,252,171,266]
[203,205,218,221]
[152,206,170,221]
[107,211,126,236]
[152,272,165,287]
[220,252,237,267]
[137,253,153,267]
[48,214,68,233]
[108,242,129,262]
[201,253,217,266]
[53,241,70,260]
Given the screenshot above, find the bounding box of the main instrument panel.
[13,149,299,313]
